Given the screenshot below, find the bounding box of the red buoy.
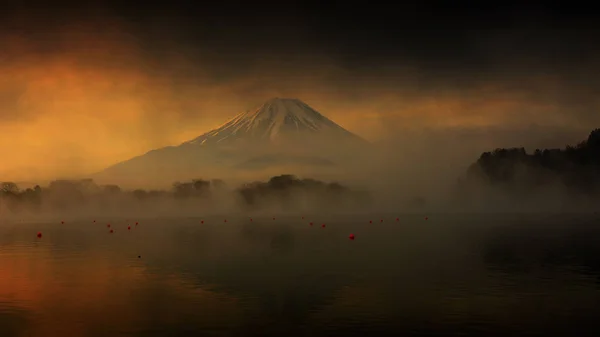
[36,232,42,238]
[349,233,355,240]
[61,221,64,224]
[272,217,275,220]
[135,222,138,225]
[321,224,326,228]
[369,220,372,224]
[250,218,253,222]
[93,220,96,223]
[302,216,304,219]
[425,217,428,220]
[201,220,204,224]
[128,226,131,230]
[309,222,313,226]
[396,218,399,221]
[109,229,114,233]
[380,219,383,223]
[107,224,111,228]
[224,219,227,223]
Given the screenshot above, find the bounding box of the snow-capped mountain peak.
[184,98,363,146]
[95,98,370,184]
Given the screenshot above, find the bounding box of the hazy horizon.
[2,2,600,183]
[0,98,593,186]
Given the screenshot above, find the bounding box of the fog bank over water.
[3,125,600,219]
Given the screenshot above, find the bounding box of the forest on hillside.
[463,128,600,197]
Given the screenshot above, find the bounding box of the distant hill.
[463,128,600,195]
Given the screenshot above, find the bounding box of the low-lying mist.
[3,126,600,220]
[0,174,373,221]
[340,126,600,213]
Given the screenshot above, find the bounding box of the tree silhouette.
[103,184,122,194]
[463,128,600,196]
[236,174,368,211]
[0,182,19,194]
[0,173,368,214]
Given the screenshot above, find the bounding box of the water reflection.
[1,215,600,336]
[0,305,31,337]
[0,241,242,336]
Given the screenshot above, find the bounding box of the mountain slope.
[94,98,369,184]
[236,154,337,170]
[183,97,366,147]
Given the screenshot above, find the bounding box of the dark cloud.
[3,1,600,84]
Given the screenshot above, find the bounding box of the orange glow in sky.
[0,19,595,181]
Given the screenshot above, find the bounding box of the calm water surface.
[1,214,600,336]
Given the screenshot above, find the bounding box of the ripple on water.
[0,216,600,336]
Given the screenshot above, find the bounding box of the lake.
[1,213,600,336]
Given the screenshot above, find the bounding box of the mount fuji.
[184,98,365,146]
[95,98,370,184]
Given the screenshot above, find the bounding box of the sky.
[1,1,599,181]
